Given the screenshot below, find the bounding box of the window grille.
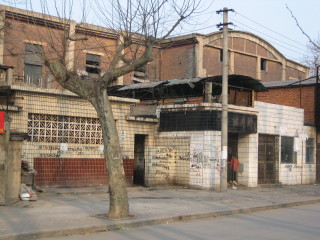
[28,113,103,144]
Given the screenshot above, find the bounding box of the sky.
[0,0,319,63]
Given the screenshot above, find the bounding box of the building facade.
[0,5,310,88]
[158,31,309,83]
[0,5,317,189]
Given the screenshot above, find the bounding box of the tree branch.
[286,4,320,51]
[102,40,154,85]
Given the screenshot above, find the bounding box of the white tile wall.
[256,101,316,185]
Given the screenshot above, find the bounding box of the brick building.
[0,4,317,189]
[157,31,309,83]
[0,5,309,88]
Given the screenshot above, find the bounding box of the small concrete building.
[114,76,317,189]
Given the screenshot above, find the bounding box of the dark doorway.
[228,133,238,182]
[258,134,279,184]
[134,134,146,185]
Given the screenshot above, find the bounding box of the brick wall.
[234,53,256,79]
[260,61,282,82]
[4,17,65,89]
[160,44,196,80]
[203,47,221,76]
[256,86,315,124]
[34,158,134,187]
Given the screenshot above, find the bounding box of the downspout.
[316,66,319,182]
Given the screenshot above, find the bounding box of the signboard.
[160,110,257,133]
[0,111,4,134]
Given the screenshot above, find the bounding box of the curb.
[1,199,320,240]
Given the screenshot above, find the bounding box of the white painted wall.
[256,101,316,185]
[237,133,259,187]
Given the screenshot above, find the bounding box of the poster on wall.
[0,111,5,134]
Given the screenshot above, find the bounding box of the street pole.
[217,7,233,192]
[315,64,319,182]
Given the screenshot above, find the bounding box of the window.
[219,49,223,62]
[24,43,43,86]
[306,138,314,163]
[261,58,267,71]
[86,53,101,75]
[28,113,103,144]
[281,136,297,163]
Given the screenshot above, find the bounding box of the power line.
[234,11,306,48]
[232,20,305,58]
[231,18,306,55]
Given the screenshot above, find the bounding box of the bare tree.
[287,4,320,75]
[302,40,320,76]
[11,0,202,219]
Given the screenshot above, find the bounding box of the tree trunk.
[93,88,129,219]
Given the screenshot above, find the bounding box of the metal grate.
[28,113,103,144]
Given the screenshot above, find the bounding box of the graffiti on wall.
[190,145,221,174]
[284,164,302,172]
[151,146,175,180]
[22,144,103,160]
[147,145,190,183]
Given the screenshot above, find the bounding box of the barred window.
[28,113,103,144]
[306,138,314,163]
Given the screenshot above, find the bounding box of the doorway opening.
[228,133,238,182]
[134,134,146,185]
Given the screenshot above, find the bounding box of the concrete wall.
[0,117,22,205]
[256,101,316,185]
[0,120,9,205]
[9,86,158,186]
[155,131,222,190]
[145,137,190,186]
[237,133,259,187]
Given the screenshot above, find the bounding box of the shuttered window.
[24,43,43,86]
[86,53,101,74]
[25,43,42,65]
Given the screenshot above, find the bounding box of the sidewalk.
[1,184,320,240]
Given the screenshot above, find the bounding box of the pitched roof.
[262,77,317,88]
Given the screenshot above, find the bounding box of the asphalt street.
[38,203,320,240]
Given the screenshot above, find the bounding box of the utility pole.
[315,64,319,182]
[217,7,233,192]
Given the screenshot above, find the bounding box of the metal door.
[258,134,279,184]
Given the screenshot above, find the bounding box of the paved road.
[39,203,320,240]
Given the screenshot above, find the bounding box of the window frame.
[260,58,267,71]
[24,43,43,86]
[281,136,297,164]
[86,53,101,75]
[306,138,314,164]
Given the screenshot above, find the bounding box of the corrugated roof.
[211,75,268,92]
[117,81,164,91]
[263,77,317,88]
[116,75,269,93]
[164,77,205,86]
